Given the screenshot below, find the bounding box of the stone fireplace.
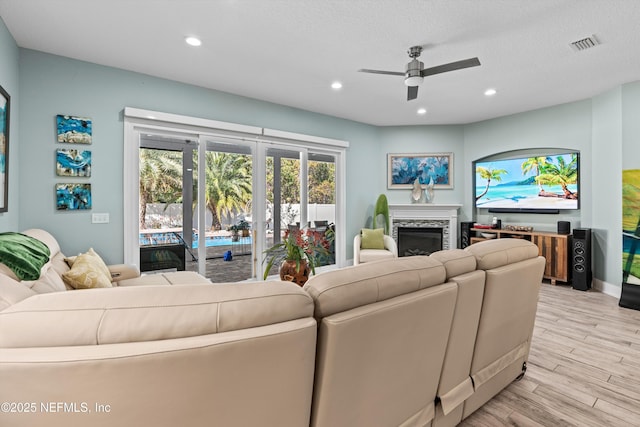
[388,204,461,254]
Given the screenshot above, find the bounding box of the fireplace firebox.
[397,227,443,257]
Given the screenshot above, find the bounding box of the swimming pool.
[139,232,251,248]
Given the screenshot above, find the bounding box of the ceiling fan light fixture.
[358,45,481,102]
[405,76,424,86]
[185,36,202,47]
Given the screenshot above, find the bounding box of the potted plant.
[227,224,241,242]
[263,227,330,286]
[236,219,250,237]
[227,220,250,241]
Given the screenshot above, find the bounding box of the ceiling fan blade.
[421,57,481,77]
[358,69,405,76]
[407,85,419,101]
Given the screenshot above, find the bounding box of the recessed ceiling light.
[417,108,427,115]
[331,81,343,90]
[484,88,497,96]
[185,36,202,47]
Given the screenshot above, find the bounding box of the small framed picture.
[0,84,10,212]
[388,152,453,189]
[56,183,92,210]
[56,149,91,177]
[57,114,92,144]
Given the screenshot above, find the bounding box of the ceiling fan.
[359,46,481,101]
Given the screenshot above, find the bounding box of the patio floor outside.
[141,225,334,283]
[184,242,254,283]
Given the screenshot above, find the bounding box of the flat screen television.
[474,151,579,214]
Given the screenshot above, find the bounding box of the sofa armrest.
[0,282,314,348]
[108,263,140,282]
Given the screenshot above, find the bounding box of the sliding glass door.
[138,133,197,274]
[197,139,255,282]
[125,108,346,281]
[307,152,336,267]
[264,146,337,278]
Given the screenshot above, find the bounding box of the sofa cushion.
[22,229,62,257]
[0,275,36,311]
[16,229,73,293]
[430,249,477,280]
[0,281,314,347]
[464,238,539,270]
[360,228,385,249]
[62,248,113,289]
[0,263,19,281]
[358,248,395,263]
[21,258,68,293]
[117,271,210,286]
[304,255,447,318]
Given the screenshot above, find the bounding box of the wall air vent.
[570,35,599,52]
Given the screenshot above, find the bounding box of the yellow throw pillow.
[361,228,385,250]
[62,248,112,289]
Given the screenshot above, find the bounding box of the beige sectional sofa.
[0,229,545,427]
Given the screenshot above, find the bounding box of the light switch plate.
[92,213,110,224]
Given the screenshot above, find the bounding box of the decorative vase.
[425,177,435,203]
[280,259,311,286]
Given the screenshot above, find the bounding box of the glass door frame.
[126,125,201,269]
[124,107,348,279]
[138,133,197,252]
[199,136,260,279]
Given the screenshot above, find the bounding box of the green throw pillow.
[361,228,385,250]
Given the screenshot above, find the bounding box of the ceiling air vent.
[570,35,599,52]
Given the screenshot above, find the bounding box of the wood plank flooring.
[460,282,640,427]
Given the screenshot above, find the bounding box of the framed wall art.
[56,149,92,177]
[56,183,92,211]
[56,114,92,144]
[388,152,453,189]
[0,84,10,212]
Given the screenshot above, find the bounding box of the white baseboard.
[592,278,621,299]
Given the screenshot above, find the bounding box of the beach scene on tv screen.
[475,153,578,210]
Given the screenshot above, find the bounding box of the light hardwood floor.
[460,282,640,427]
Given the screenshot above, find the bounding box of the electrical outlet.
[92,213,110,224]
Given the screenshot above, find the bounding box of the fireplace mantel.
[388,204,462,251]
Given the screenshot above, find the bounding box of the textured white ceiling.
[1,0,640,126]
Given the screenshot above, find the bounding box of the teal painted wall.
[378,124,465,205]
[6,42,639,288]
[18,49,380,262]
[463,100,592,229]
[0,18,19,231]
[622,82,640,167]
[592,87,622,288]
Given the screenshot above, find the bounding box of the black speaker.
[461,221,474,249]
[572,228,592,291]
[557,220,571,235]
